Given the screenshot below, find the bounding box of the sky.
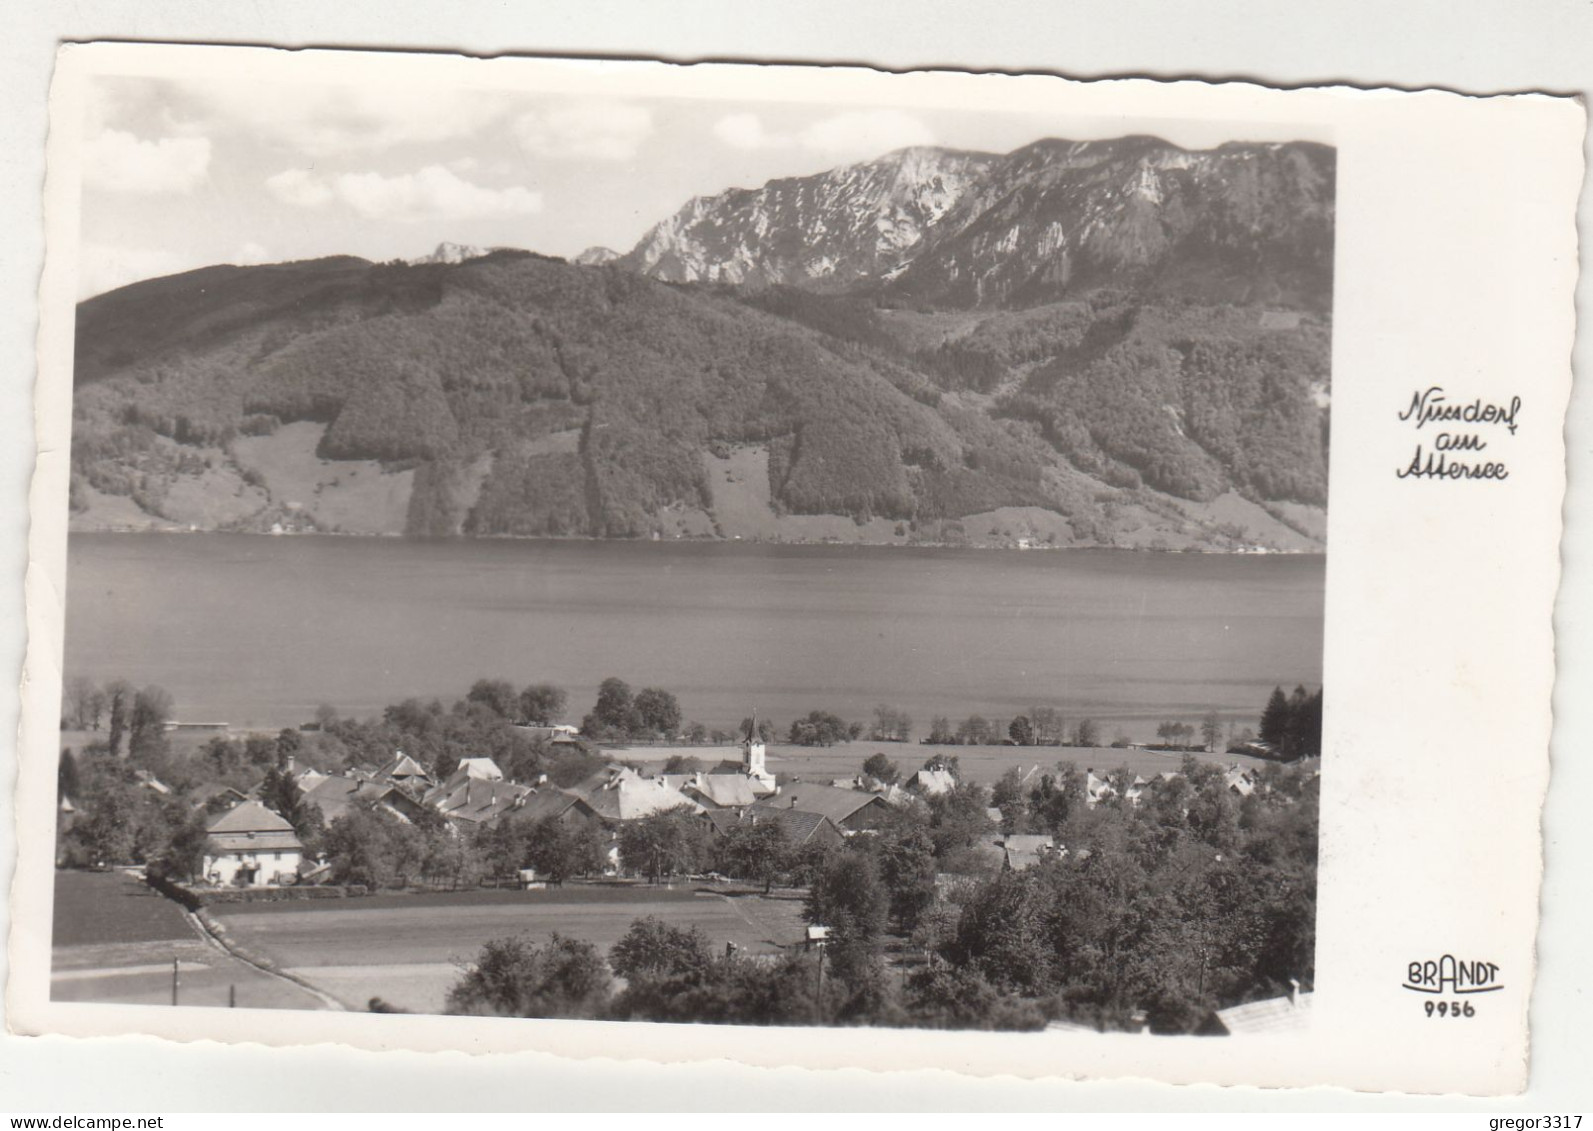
[75,67,1314,298]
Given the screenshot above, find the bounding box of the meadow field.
[211,883,810,1014]
[51,869,329,1011]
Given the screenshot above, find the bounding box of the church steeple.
[742,710,768,780]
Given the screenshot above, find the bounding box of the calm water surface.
[64,534,1324,735]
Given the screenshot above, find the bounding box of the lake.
[63,534,1324,739]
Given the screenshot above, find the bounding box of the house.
[706,804,845,851]
[376,751,432,788]
[995,834,1058,871]
[1202,983,1313,1035]
[291,767,329,795]
[514,724,582,746]
[1084,770,1117,808]
[134,770,171,796]
[907,768,957,796]
[1224,766,1256,798]
[455,757,504,781]
[754,782,892,832]
[580,768,702,822]
[187,782,250,812]
[665,772,761,810]
[306,774,430,825]
[202,801,302,887]
[422,770,533,825]
[515,786,603,830]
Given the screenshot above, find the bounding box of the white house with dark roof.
[202,801,302,886]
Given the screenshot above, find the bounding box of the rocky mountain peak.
[573,246,621,267]
[409,241,493,266]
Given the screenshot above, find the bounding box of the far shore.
[66,525,1324,556]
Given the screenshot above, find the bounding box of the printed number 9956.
[1425,1000,1476,1017]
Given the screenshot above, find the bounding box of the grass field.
[51,869,330,1011]
[622,741,1270,787]
[212,882,810,1015]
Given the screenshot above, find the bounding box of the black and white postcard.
[8,42,1581,1094]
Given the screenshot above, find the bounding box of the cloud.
[711,109,937,163]
[187,82,507,157]
[513,101,654,161]
[267,165,543,223]
[83,129,211,194]
[712,112,782,151]
[265,168,334,208]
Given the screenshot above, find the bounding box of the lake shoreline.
[64,525,1326,556]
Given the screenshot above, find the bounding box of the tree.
[788,710,852,747]
[1028,763,1084,835]
[632,687,682,738]
[872,825,938,932]
[661,754,703,774]
[1259,686,1290,747]
[1201,710,1223,753]
[323,803,416,889]
[610,916,712,982]
[1031,707,1065,746]
[128,685,174,760]
[805,848,889,983]
[719,818,791,893]
[65,677,101,730]
[955,715,993,745]
[1282,685,1312,758]
[1008,716,1035,746]
[946,871,1056,995]
[617,809,708,883]
[1156,720,1193,750]
[524,816,603,885]
[467,678,519,719]
[1294,689,1324,759]
[1071,718,1101,748]
[861,752,900,785]
[58,748,81,804]
[446,934,613,1019]
[517,683,568,726]
[925,782,995,858]
[258,765,326,854]
[104,680,133,756]
[154,809,212,882]
[585,677,634,736]
[275,727,304,767]
[870,705,912,743]
[991,766,1029,834]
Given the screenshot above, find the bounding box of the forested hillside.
[69,135,1332,550]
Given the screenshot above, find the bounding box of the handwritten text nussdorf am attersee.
[1396,386,1521,482]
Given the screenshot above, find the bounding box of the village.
[54,684,1320,1036]
[181,726,1276,893]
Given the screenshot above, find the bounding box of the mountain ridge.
[619,136,1333,311]
[68,135,1333,551]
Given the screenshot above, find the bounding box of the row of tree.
[62,676,174,760]
[923,712,1114,748]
